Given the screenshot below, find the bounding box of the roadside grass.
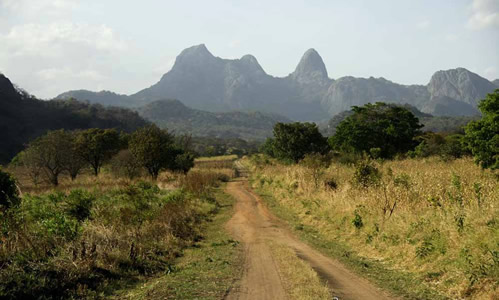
[110,189,243,300]
[245,155,499,299]
[269,242,330,300]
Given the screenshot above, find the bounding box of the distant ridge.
[57,44,498,119]
[138,99,290,140]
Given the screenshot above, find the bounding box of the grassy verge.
[269,242,330,300]
[110,188,243,300]
[256,188,444,299]
[243,155,498,299]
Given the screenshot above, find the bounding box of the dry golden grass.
[246,156,499,299]
[269,242,331,300]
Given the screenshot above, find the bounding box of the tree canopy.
[264,122,329,163]
[329,102,423,158]
[465,90,499,170]
[129,125,191,179]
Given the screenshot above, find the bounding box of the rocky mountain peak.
[291,48,328,84]
[171,44,217,70]
[428,67,497,106]
[239,54,265,73]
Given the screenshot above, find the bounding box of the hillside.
[138,99,290,140]
[57,45,497,120]
[0,73,148,163]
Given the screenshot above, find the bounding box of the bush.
[110,149,143,180]
[353,159,381,188]
[0,167,20,210]
[64,189,95,222]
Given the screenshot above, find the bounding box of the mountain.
[138,99,290,140]
[0,73,148,163]
[493,79,499,87]
[427,68,497,107]
[57,90,134,107]
[421,95,479,116]
[56,45,498,119]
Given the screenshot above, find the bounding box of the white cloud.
[416,20,431,29]
[0,22,126,57]
[468,0,499,30]
[484,66,498,80]
[1,0,79,18]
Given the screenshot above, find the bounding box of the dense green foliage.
[329,103,423,158]
[0,168,19,210]
[0,180,220,299]
[0,74,148,164]
[74,128,122,176]
[264,122,329,163]
[321,105,478,137]
[409,132,470,160]
[129,125,193,179]
[465,90,499,169]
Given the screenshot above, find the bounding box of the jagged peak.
[177,44,214,58]
[239,54,265,73]
[292,48,328,80]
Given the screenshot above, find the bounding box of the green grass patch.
[110,188,243,300]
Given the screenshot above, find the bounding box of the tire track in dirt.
[225,165,395,300]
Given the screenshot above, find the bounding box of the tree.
[265,122,329,163]
[110,149,143,180]
[173,152,195,174]
[64,131,86,180]
[329,102,423,159]
[129,125,178,180]
[23,130,73,186]
[75,129,121,176]
[465,90,499,170]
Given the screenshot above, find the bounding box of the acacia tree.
[129,125,179,180]
[329,102,423,158]
[23,130,73,186]
[75,128,121,176]
[465,90,499,170]
[264,122,329,163]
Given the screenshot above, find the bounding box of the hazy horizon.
[1,0,498,99]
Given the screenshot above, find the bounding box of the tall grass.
[246,155,498,299]
[0,166,228,299]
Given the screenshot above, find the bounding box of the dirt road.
[225,176,394,300]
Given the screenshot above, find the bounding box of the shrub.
[324,178,338,190]
[64,189,95,222]
[0,168,20,210]
[353,159,381,188]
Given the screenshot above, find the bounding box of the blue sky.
[0,0,498,98]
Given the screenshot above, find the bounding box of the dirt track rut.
[225,173,394,300]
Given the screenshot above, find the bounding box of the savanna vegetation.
[0,121,243,299]
[248,92,498,299]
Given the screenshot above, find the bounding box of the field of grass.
[0,156,241,299]
[111,190,243,299]
[245,155,499,299]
